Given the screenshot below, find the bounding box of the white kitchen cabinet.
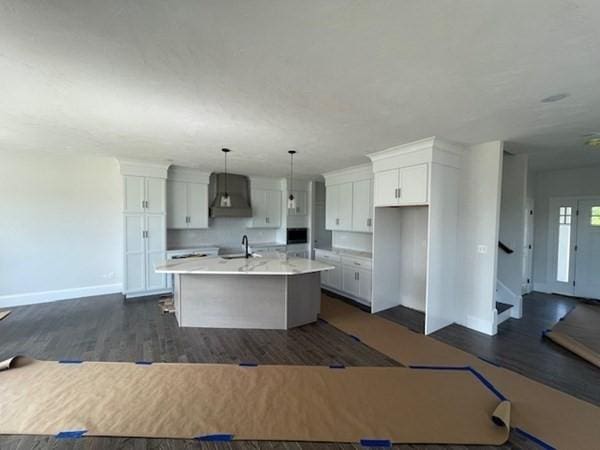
[357,268,372,302]
[352,179,373,232]
[342,266,360,297]
[288,190,307,216]
[374,164,428,207]
[124,176,166,214]
[145,215,167,291]
[167,181,208,229]
[325,183,353,230]
[315,249,372,305]
[249,189,282,228]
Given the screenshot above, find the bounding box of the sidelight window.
[556,207,572,282]
[591,206,600,226]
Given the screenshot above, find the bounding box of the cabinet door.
[250,189,268,228]
[325,185,339,230]
[342,266,360,297]
[124,176,145,213]
[145,178,166,213]
[328,262,342,290]
[337,182,353,231]
[263,190,280,228]
[374,169,399,207]
[124,214,145,293]
[320,268,329,287]
[399,164,428,204]
[187,183,208,229]
[352,179,373,232]
[357,268,372,303]
[167,181,188,229]
[145,215,166,291]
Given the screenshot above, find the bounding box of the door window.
[556,206,573,283]
[590,206,600,226]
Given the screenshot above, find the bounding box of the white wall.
[533,165,600,290]
[0,151,122,307]
[455,141,503,335]
[497,153,528,297]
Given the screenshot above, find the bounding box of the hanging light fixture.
[220,148,232,207]
[287,150,297,210]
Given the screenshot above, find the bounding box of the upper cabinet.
[373,164,428,207]
[166,167,210,229]
[250,189,282,228]
[323,164,373,233]
[124,176,166,214]
[167,181,209,229]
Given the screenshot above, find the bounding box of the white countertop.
[314,247,373,259]
[156,255,334,276]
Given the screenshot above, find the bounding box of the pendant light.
[220,148,232,208]
[287,150,297,210]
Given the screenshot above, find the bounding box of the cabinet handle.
[296,207,300,213]
[357,272,359,280]
[367,218,372,227]
[266,217,270,223]
[336,218,339,225]
[141,200,145,209]
[354,262,360,266]
[397,187,401,199]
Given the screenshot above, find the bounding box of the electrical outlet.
[477,245,488,254]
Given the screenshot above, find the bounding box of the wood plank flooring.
[0,291,582,449]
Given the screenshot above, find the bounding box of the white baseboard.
[0,283,123,308]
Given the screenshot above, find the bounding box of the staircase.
[495,280,523,327]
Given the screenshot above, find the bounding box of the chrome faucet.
[241,235,250,258]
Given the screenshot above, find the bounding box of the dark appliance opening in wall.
[287,227,308,244]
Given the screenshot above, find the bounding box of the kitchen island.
[155,255,334,329]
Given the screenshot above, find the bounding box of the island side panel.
[285,272,321,328]
[179,274,287,329]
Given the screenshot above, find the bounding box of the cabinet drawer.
[341,255,372,270]
[314,251,341,263]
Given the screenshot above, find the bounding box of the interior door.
[549,198,577,296]
[574,199,600,299]
[187,182,208,229]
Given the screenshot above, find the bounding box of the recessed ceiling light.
[585,138,600,147]
[541,93,569,103]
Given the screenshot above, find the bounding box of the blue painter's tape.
[135,361,153,365]
[55,430,87,439]
[58,360,82,364]
[360,438,392,448]
[329,364,345,369]
[239,362,258,367]
[515,427,556,450]
[349,334,361,342]
[408,365,507,402]
[318,317,329,324]
[195,433,234,442]
[478,355,501,367]
[542,329,551,337]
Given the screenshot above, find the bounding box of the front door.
[574,199,600,299]
[549,198,577,296]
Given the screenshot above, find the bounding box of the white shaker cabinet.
[374,164,428,207]
[352,179,374,232]
[325,182,353,230]
[249,189,282,228]
[167,181,209,229]
[124,176,166,214]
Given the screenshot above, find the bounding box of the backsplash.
[167,217,281,250]
[331,231,373,253]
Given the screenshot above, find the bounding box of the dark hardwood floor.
[0,291,585,449]
[380,291,600,406]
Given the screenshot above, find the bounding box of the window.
[591,206,600,226]
[556,206,572,283]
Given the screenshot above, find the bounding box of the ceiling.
[1,0,600,176]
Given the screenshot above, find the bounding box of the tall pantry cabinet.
[119,161,171,297]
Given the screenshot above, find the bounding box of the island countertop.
[155,255,335,276]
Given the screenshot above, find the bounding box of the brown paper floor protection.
[320,295,600,449]
[0,356,510,445]
[545,302,600,368]
[0,311,10,321]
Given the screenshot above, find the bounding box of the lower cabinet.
[315,250,371,304]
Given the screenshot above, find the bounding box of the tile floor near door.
[0,291,597,449]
